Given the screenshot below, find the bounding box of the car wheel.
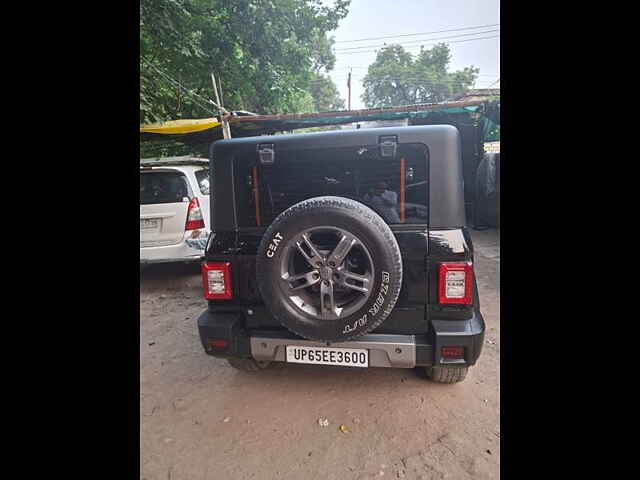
[255,196,403,342]
[425,365,469,383]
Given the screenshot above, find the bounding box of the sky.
[321,0,500,110]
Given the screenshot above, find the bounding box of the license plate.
[140,218,159,230]
[286,345,368,368]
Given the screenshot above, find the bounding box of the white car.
[140,156,211,264]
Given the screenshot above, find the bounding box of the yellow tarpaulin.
[139,118,220,134]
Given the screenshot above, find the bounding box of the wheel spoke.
[343,271,371,283]
[339,271,371,293]
[284,270,320,291]
[327,233,357,267]
[296,233,324,268]
[282,227,374,321]
[320,281,336,319]
[341,282,368,294]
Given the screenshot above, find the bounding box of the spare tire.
[256,196,403,342]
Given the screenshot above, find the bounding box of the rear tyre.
[425,365,468,384]
[227,358,271,372]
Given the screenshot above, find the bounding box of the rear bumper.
[251,333,418,368]
[197,310,484,368]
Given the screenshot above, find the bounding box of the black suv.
[197,125,484,383]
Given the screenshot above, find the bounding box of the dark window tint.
[140,171,190,205]
[236,143,428,227]
[195,169,210,195]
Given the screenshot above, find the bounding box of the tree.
[309,73,345,112]
[140,0,350,124]
[361,43,479,108]
[307,33,346,112]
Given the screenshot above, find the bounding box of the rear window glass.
[140,171,190,205]
[195,169,210,195]
[236,143,428,227]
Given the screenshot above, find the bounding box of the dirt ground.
[140,229,500,480]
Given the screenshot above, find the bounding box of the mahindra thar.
[197,125,484,383]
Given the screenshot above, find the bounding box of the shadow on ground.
[141,262,202,294]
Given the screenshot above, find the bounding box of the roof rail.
[139,156,209,168]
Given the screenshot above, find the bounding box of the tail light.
[185,197,205,231]
[441,346,465,359]
[438,262,473,304]
[202,262,232,300]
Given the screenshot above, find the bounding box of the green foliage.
[361,43,479,108]
[309,72,345,112]
[140,0,350,124]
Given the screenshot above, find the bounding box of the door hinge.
[379,135,398,158]
[257,143,275,165]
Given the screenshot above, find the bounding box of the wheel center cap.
[319,266,332,281]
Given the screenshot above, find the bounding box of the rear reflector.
[441,346,464,359]
[185,197,205,231]
[207,338,229,349]
[438,262,473,304]
[202,262,233,300]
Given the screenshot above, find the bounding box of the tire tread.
[426,365,468,383]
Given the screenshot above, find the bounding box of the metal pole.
[347,70,352,111]
[218,74,225,109]
[211,73,231,139]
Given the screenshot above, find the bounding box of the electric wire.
[334,29,500,52]
[335,35,500,55]
[334,23,500,43]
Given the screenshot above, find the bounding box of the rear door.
[140,169,191,247]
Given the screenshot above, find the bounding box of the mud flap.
[431,312,485,366]
[197,310,251,358]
